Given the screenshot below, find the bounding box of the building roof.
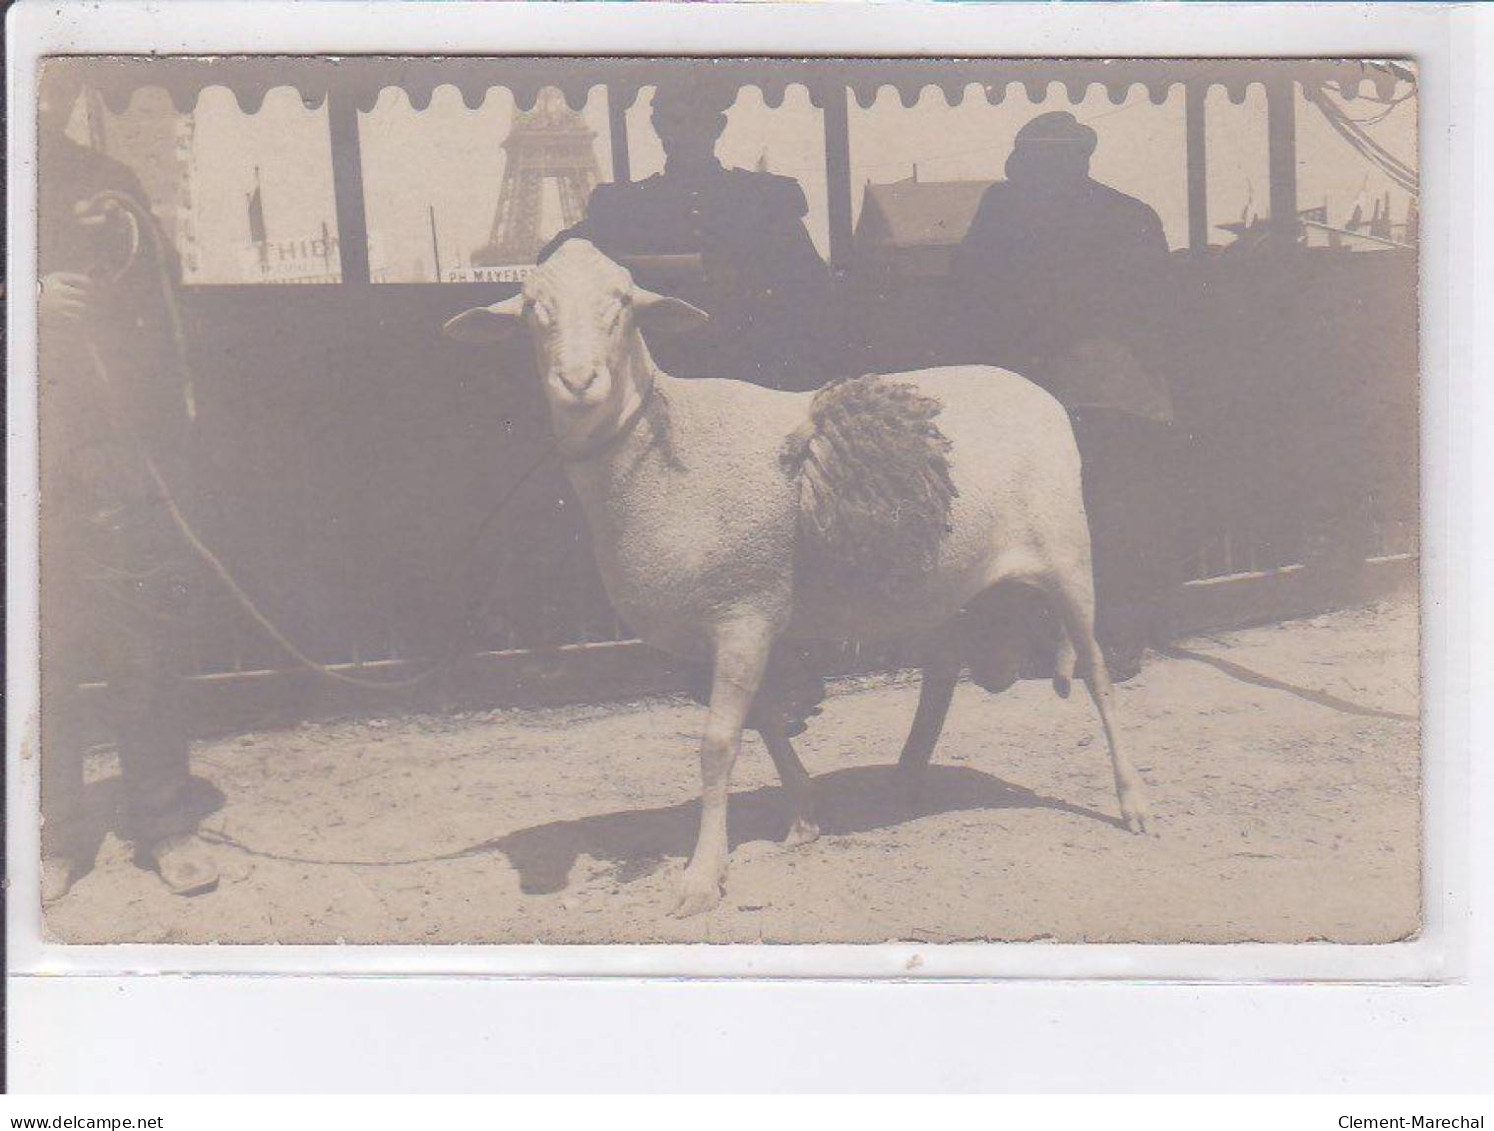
[855,178,993,251]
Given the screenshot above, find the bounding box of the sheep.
[444,239,1153,917]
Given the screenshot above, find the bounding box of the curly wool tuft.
[780,374,959,597]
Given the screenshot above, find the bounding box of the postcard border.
[4,0,1473,987]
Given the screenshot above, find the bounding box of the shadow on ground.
[487,763,1120,894]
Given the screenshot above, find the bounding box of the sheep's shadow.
[485,763,1120,896]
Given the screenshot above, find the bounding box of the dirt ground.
[45,593,1421,944]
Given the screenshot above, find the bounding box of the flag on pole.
[248,167,267,275]
[247,187,266,244]
[248,166,267,244]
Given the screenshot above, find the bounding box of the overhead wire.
[1303,83,1419,197]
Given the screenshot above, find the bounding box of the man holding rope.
[38,66,219,902]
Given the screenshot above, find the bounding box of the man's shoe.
[146,833,220,896]
[41,853,83,904]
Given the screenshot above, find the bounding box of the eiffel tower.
[473,89,601,266]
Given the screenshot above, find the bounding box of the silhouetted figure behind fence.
[950,111,1181,679]
[539,81,837,391]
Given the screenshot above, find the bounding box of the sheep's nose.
[558,368,599,396]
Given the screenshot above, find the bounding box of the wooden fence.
[67,245,1417,734]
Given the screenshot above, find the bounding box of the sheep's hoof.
[1120,791,1156,837]
[783,818,820,849]
[671,869,723,918]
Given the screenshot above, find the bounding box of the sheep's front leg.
[674,619,774,918]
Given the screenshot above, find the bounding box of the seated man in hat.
[950,110,1181,681]
[539,82,837,391]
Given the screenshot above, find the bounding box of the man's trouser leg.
[40,667,90,863]
[1074,411,1178,678]
[46,516,201,856]
[41,533,99,867]
[103,560,200,850]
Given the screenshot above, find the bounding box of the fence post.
[327,85,372,285]
[822,81,854,269]
[1186,79,1209,253]
[1265,74,1299,239]
[608,84,633,184]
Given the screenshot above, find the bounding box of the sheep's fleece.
[781,373,960,598]
[682,374,964,734]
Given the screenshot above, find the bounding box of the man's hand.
[39,271,94,323]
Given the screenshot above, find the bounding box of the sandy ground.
[45,593,1420,944]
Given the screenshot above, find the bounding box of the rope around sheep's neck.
[556,341,661,465]
[556,379,656,464]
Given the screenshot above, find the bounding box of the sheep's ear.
[633,287,709,335]
[442,294,526,343]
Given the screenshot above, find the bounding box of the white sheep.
[445,239,1153,917]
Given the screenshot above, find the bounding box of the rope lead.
[78,191,555,693]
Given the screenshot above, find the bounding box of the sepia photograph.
[29,53,1421,947]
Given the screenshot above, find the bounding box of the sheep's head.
[443,240,707,451]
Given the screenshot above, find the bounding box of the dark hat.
[1012,111,1098,157]
[650,80,736,120]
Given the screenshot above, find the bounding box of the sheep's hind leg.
[1052,629,1076,699]
[758,717,819,847]
[1043,571,1154,836]
[674,618,774,918]
[893,653,960,804]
